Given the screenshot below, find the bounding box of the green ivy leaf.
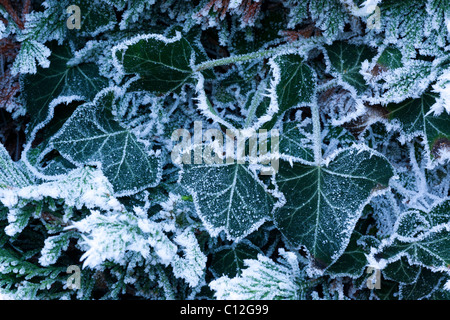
[263,54,316,129]
[210,240,262,278]
[50,105,162,196]
[21,45,108,137]
[399,268,446,300]
[377,46,403,70]
[181,163,275,240]
[114,33,195,94]
[275,147,394,267]
[326,225,379,277]
[387,92,450,152]
[70,0,117,36]
[383,256,421,284]
[423,200,450,227]
[376,225,450,272]
[374,280,400,300]
[325,41,376,94]
[274,54,316,110]
[279,122,314,163]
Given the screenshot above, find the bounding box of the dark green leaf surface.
[325,42,376,94]
[51,105,161,195]
[211,241,262,278]
[387,92,450,150]
[181,163,275,240]
[115,34,194,94]
[21,45,107,136]
[275,148,393,267]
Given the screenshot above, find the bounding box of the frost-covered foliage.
[0,0,449,300]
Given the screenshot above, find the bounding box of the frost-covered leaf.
[423,200,450,227]
[377,46,403,70]
[11,40,51,76]
[39,232,75,267]
[383,256,421,284]
[0,166,122,236]
[326,220,380,277]
[379,60,435,103]
[275,147,394,267]
[69,0,117,36]
[387,92,450,151]
[273,54,316,111]
[20,45,108,137]
[399,268,446,300]
[0,144,33,190]
[113,33,195,94]
[429,69,450,116]
[171,228,207,287]
[3,167,121,211]
[325,41,376,94]
[374,224,450,274]
[181,163,275,240]
[3,204,42,238]
[265,54,316,128]
[372,200,450,278]
[279,122,315,163]
[71,208,206,287]
[376,1,443,51]
[426,0,450,34]
[51,104,162,196]
[114,0,158,30]
[210,240,262,278]
[309,0,348,41]
[394,210,430,238]
[210,250,305,300]
[0,247,65,299]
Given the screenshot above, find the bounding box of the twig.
[0,0,24,29]
[22,0,31,17]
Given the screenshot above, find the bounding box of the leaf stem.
[244,80,267,128]
[194,37,325,72]
[194,48,278,72]
[311,103,322,166]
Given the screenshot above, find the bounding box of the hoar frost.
[0,0,449,301]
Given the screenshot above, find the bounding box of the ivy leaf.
[422,200,450,227]
[372,200,450,277]
[50,105,162,196]
[274,54,316,111]
[377,46,403,70]
[399,268,446,300]
[210,240,262,278]
[383,256,421,284]
[325,41,376,94]
[180,163,275,241]
[326,218,380,277]
[263,54,316,129]
[375,224,450,273]
[113,33,194,94]
[275,147,394,267]
[69,0,117,36]
[387,92,450,152]
[20,45,108,137]
[279,122,315,163]
[374,280,400,300]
